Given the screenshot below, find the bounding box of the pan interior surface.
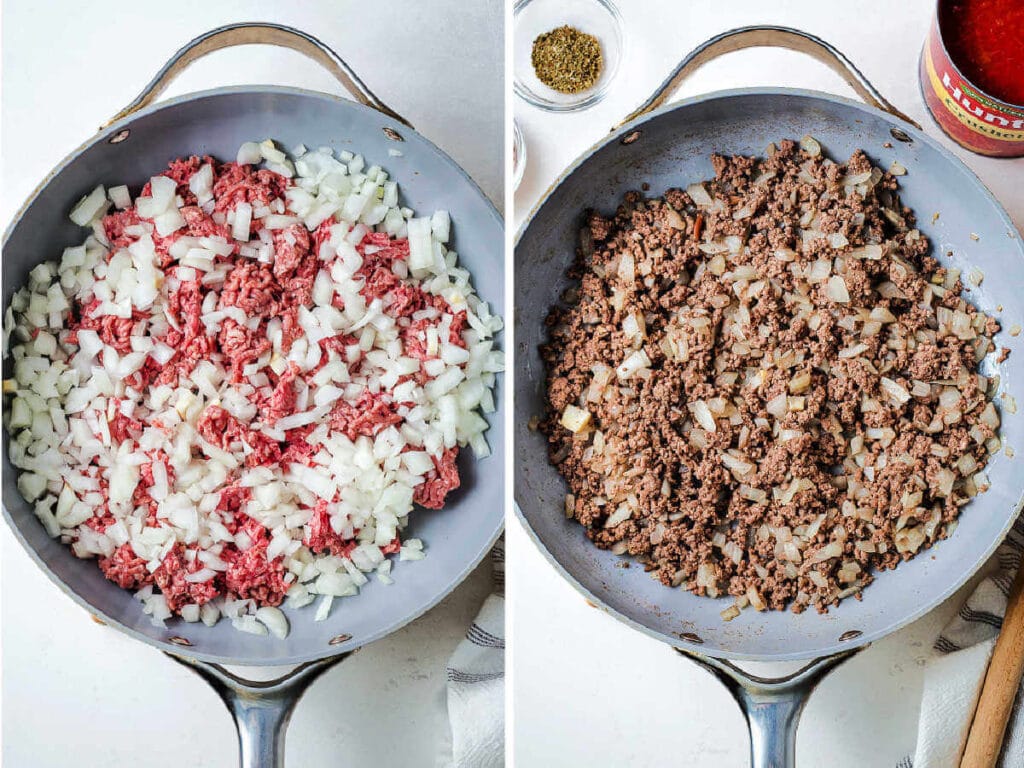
[2,87,505,665]
[515,88,1024,661]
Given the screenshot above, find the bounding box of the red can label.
[920,17,1024,157]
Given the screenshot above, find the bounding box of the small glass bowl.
[514,0,624,113]
[513,119,527,190]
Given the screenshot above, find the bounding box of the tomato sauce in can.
[920,0,1024,157]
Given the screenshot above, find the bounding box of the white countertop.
[0,1,502,766]
[510,0,1023,766]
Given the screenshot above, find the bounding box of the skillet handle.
[678,647,861,768]
[102,22,412,130]
[614,25,919,131]
[169,652,353,768]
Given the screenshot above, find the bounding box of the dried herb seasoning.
[531,25,603,94]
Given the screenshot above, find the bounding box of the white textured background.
[511,0,1023,766]
[0,1,503,766]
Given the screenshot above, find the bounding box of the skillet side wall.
[514,89,1024,661]
[2,86,505,665]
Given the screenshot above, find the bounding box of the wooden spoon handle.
[961,562,1024,768]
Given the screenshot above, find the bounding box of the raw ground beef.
[413,447,462,509]
[542,138,1003,617]
[153,544,222,612]
[305,502,358,558]
[197,404,282,468]
[224,539,290,606]
[99,543,152,590]
[328,391,403,441]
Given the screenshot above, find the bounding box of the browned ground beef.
[541,139,1002,617]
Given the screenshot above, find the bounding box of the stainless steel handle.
[103,22,412,130]
[170,652,353,768]
[615,25,919,131]
[679,648,861,768]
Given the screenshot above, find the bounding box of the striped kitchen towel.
[445,538,505,768]
[902,517,1024,768]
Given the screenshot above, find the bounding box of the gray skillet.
[514,26,1024,767]
[2,23,505,767]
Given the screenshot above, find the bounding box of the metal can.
[920,1,1024,157]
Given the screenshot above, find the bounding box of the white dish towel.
[901,517,1024,768]
[444,538,505,768]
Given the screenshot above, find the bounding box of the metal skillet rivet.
[680,632,704,644]
[889,128,913,144]
[621,130,641,145]
[329,633,352,646]
[838,629,863,642]
[382,127,405,142]
[168,636,192,647]
[108,129,130,144]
